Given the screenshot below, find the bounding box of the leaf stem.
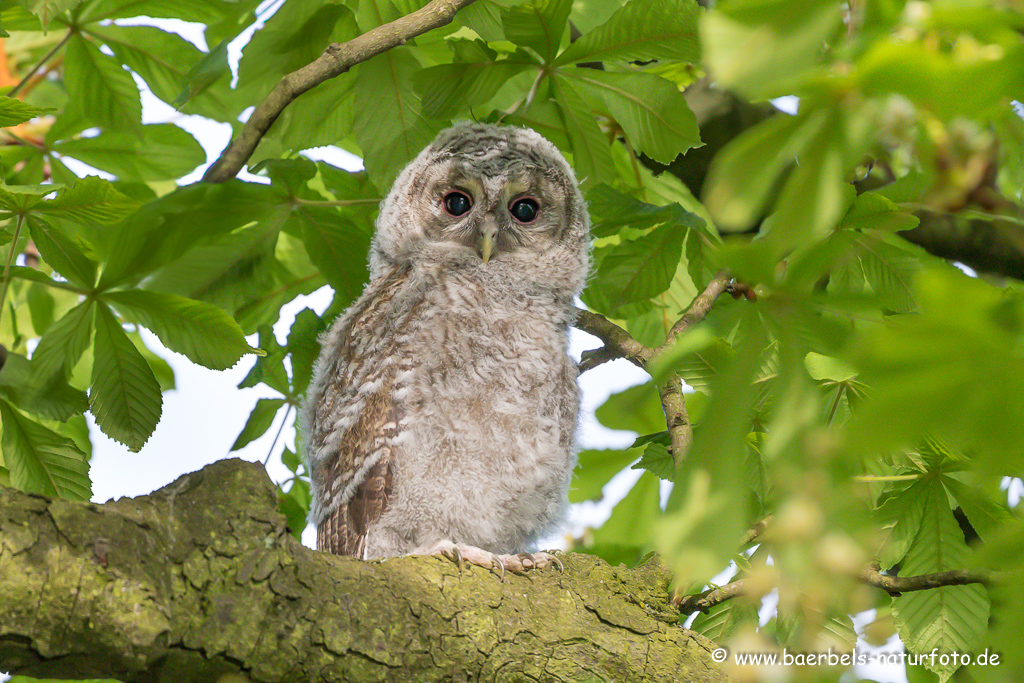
[0,214,26,329]
[825,384,845,425]
[7,29,74,99]
[264,403,293,466]
[852,474,922,482]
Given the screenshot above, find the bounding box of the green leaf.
[648,326,731,389]
[231,397,286,451]
[97,181,290,289]
[854,232,920,314]
[89,303,162,451]
[876,478,929,570]
[557,0,700,65]
[0,398,90,500]
[286,307,323,398]
[294,205,371,308]
[38,176,140,225]
[501,0,571,61]
[632,442,675,481]
[104,290,256,370]
[704,109,822,232]
[353,47,444,189]
[28,218,97,288]
[22,0,79,30]
[172,37,230,111]
[551,74,615,187]
[700,0,843,100]
[592,471,661,548]
[847,268,1024,462]
[585,222,687,316]
[0,95,55,127]
[63,33,142,136]
[892,478,990,682]
[414,40,534,119]
[595,381,665,436]
[840,192,920,233]
[0,351,87,421]
[237,1,355,102]
[804,352,857,383]
[31,298,94,381]
[94,24,235,120]
[54,124,205,182]
[566,70,700,164]
[278,477,311,539]
[690,591,759,641]
[238,325,290,396]
[570,447,639,503]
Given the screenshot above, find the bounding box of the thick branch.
[202,0,477,183]
[902,210,1024,281]
[0,459,726,683]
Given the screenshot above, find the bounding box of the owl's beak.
[478,219,498,264]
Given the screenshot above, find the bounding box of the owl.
[303,123,590,575]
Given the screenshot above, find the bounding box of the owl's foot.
[424,541,563,581]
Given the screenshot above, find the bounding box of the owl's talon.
[545,552,565,572]
[517,552,536,570]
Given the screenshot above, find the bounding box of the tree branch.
[674,565,996,616]
[573,307,652,371]
[0,459,726,682]
[652,270,733,466]
[675,580,749,614]
[859,566,996,595]
[202,0,478,183]
[902,210,1024,281]
[662,269,732,345]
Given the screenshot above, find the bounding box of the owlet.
[303,123,589,574]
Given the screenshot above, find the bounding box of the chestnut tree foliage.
[0,0,1023,681]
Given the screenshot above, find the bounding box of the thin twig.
[573,308,652,370]
[8,29,73,99]
[264,404,293,467]
[203,0,478,183]
[664,269,732,344]
[651,269,733,465]
[0,214,25,329]
[675,565,998,615]
[740,515,772,547]
[859,566,996,595]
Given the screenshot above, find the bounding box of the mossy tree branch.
[0,459,726,683]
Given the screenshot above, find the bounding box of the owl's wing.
[315,388,398,557]
[308,269,409,558]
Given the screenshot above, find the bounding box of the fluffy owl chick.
[303,123,590,575]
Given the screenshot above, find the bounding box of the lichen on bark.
[0,459,727,682]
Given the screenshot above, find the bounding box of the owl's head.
[370,123,589,290]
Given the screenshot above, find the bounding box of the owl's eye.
[443,191,472,217]
[509,198,539,223]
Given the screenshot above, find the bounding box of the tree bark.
[0,459,727,682]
